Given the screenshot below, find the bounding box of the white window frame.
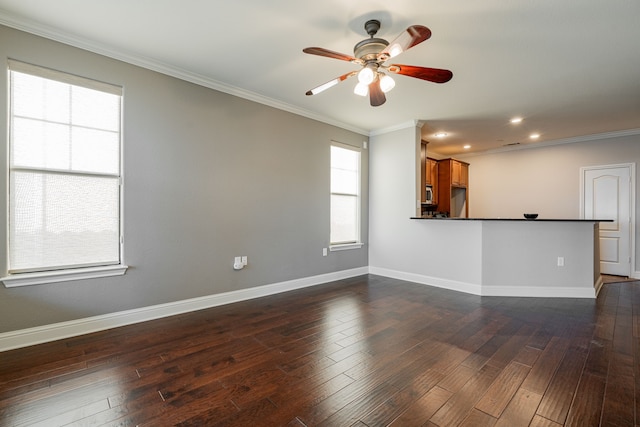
[330,141,363,251]
[1,60,127,287]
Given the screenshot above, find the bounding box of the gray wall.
[369,125,640,293]
[465,135,640,274]
[369,126,483,287]
[0,25,369,333]
[481,221,597,290]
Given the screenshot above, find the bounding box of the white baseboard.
[369,267,483,295]
[369,266,597,298]
[0,264,604,352]
[0,267,369,352]
[594,275,604,297]
[481,286,596,298]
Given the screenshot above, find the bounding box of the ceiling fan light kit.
[379,74,395,92]
[303,19,452,107]
[354,82,369,96]
[357,63,377,85]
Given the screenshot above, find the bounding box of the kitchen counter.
[379,218,607,298]
[411,217,612,222]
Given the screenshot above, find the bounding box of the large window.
[4,60,125,284]
[330,142,361,247]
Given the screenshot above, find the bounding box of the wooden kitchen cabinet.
[451,159,468,187]
[426,157,438,187]
[420,142,427,203]
[437,158,470,217]
[426,157,438,204]
[420,141,439,205]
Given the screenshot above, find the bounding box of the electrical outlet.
[241,256,248,266]
[322,248,328,257]
[557,256,565,267]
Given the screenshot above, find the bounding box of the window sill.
[1,265,128,288]
[329,242,364,252]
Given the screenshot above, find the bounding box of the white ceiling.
[1,0,639,156]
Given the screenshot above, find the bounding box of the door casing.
[580,163,636,277]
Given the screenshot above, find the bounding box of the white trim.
[2,14,637,150]
[2,14,637,151]
[369,267,597,298]
[1,265,128,287]
[594,275,604,297]
[520,128,640,150]
[330,143,363,247]
[0,13,368,138]
[331,140,363,151]
[458,128,640,158]
[481,286,596,299]
[0,264,606,351]
[0,267,368,351]
[9,59,122,95]
[7,66,125,282]
[369,120,422,137]
[580,163,636,278]
[369,267,482,295]
[329,242,364,251]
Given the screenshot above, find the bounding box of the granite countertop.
[410,217,613,222]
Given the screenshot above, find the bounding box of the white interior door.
[582,165,631,276]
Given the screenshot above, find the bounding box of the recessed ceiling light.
[434,132,448,138]
[463,144,471,149]
[530,133,540,139]
[510,117,523,124]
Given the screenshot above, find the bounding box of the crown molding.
[0,14,369,137]
[458,128,640,159]
[3,14,637,151]
[369,120,422,137]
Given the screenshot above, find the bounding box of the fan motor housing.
[354,38,388,61]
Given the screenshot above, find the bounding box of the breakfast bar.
[406,217,608,298]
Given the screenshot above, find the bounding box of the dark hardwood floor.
[0,274,638,426]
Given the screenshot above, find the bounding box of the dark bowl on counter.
[524,213,538,220]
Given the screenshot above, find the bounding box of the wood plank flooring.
[1,274,638,426]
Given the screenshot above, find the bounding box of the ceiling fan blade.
[305,71,357,96]
[369,79,386,107]
[388,64,453,83]
[378,25,432,61]
[303,47,361,64]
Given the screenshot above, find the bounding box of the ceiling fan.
[303,19,453,107]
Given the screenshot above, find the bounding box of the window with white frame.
[6,60,124,278]
[330,142,361,247]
